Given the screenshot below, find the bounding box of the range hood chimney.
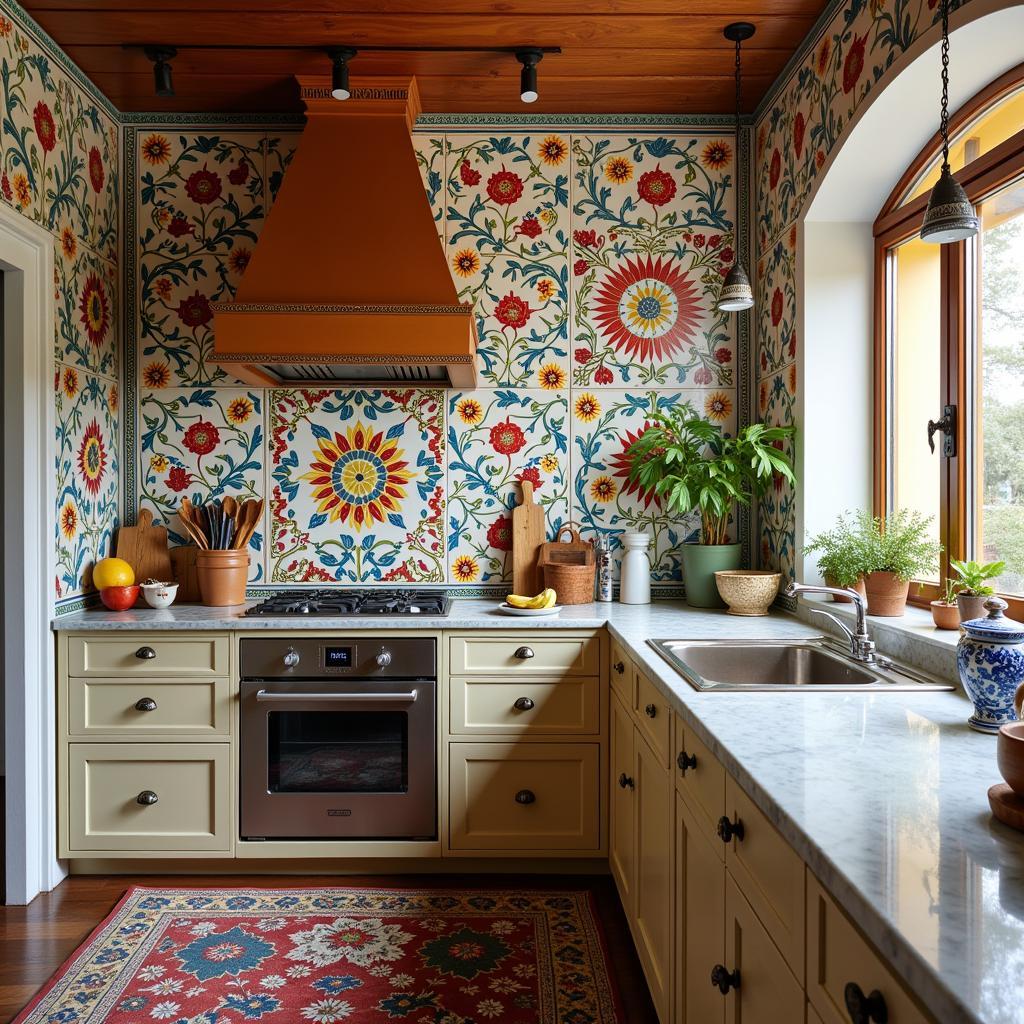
[211,76,478,389]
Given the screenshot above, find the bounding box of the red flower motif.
[88,146,104,193]
[707,234,722,248]
[692,234,706,248]
[608,423,662,509]
[494,292,533,330]
[816,149,826,171]
[486,514,513,552]
[486,169,524,205]
[183,420,220,457]
[79,274,110,347]
[459,159,481,186]
[771,288,784,327]
[176,291,213,328]
[715,347,732,364]
[167,214,195,237]
[637,165,676,207]
[166,466,192,492]
[185,166,222,205]
[77,420,107,496]
[1,173,11,202]
[489,419,526,456]
[574,347,591,364]
[694,367,712,385]
[720,247,734,264]
[573,228,602,249]
[573,258,589,276]
[594,366,614,384]
[515,215,542,239]
[788,331,798,358]
[227,159,250,185]
[843,34,867,95]
[516,466,542,490]
[794,111,806,159]
[769,149,782,190]
[33,101,56,153]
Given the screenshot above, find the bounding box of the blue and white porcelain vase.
[957,597,1024,733]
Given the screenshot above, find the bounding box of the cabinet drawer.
[723,776,805,982]
[675,720,726,849]
[449,742,600,851]
[635,670,671,767]
[609,638,635,704]
[807,873,931,1024]
[67,635,228,677]
[449,635,598,676]
[66,743,230,852]
[450,677,599,735]
[68,677,230,736]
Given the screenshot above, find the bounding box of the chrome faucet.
[783,581,877,664]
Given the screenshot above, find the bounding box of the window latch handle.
[927,404,956,457]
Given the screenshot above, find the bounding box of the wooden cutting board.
[116,508,173,583]
[170,546,201,603]
[512,480,545,596]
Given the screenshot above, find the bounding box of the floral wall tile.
[138,388,265,581]
[269,389,445,584]
[755,229,797,378]
[446,388,568,585]
[263,131,301,204]
[570,387,737,583]
[70,93,118,257]
[55,232,117,377]
[571,134,736,388]
[56,363,119,600]
[414,133,445,242]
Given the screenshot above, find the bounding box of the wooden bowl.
[997,721,1024,796]
[714,570,781,616]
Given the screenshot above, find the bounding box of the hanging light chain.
[734,34,743,137]
[939,0,951,170]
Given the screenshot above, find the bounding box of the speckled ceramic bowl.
[714,570,782,616]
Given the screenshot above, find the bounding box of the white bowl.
[140,582,178,609]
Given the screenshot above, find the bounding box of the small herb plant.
[936,578,960,605]
[949,559,1006,596]
[802,512,870,588]
[624,406,795,546]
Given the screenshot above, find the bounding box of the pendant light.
[517,50,543,103]
[921,0,978,243]
[328,48,357,101]
[717,23,755,313]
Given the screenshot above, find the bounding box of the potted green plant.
[857,509,941,616]
[930,578,962,630]
[802,512,869,603]
[949,559,1006,623]
[624,408,795,608]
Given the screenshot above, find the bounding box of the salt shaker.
[619,531,651,605]
[595,535,613,602]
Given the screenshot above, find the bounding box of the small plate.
[498,603,562,617]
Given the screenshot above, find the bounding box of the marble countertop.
[53,599,1024,1024]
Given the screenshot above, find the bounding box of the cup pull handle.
[513,697,535,711]
[136,790,159,806]
[514,789,536,805]
[135,646,157,660]
[514,646,534,660]
[134,697,158,712]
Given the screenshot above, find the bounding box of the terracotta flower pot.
[824,575,866,604]
[956,592,988,624]
[863,571,910,616]
[930,601,961,631]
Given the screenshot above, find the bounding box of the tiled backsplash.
[125,123,743,591]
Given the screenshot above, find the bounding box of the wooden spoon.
[234,498,264,550]
[222,495,239,547]
[178,499,208,549]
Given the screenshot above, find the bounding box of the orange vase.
[196,549,249,606]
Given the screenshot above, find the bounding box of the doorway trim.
[0,204,61,904]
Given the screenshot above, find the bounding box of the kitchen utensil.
[512,479,544,597]
[114,508,173,583]
[988,783,1024,832]
[99,584,141,611]
[196,548,249,605]
[140,580,178,609]
[497,602,562,617]
[170,545,201,602]
[234,498,263,549]
[177,500,209,550]
[957,598,1024,732]
[619,531,651,605]
[714,570,782,616]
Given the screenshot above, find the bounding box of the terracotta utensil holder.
[196,549,249,606]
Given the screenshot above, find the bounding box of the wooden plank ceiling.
[23,0,828,114]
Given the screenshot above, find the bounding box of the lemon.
[93,557,135,589]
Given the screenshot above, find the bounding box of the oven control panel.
[239,636,435,679]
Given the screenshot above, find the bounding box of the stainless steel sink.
[648,638,954,692]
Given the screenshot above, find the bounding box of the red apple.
[100,585,140,611]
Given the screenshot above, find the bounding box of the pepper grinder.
[619,531,651,605]
[595,535,613,602]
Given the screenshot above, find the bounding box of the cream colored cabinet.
[610,692,636,900]
[675,720,726,842]
[635,669,672,767]
[609,638,635,705]
[67,635,229,676]
[449,635,598,675]
[449,675,599,735]
[674,791,725,1024]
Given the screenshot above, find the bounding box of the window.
[875,67,1024,611]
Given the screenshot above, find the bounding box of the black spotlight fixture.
[144,46,177,97]
[517,49,543,103]
[328,47,357,100]
[716,22,756,313]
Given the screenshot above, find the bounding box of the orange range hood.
[210,76,478,389]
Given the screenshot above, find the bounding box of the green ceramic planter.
[681,542,743,608]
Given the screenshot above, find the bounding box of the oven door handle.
[255,690,418,703]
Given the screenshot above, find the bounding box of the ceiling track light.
[144,46,177,97]
[517,49,543,104]
[328,47,357,100]
[921,0,978,243]
[716,22,756,313]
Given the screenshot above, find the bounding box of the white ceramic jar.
[619,531,651,605]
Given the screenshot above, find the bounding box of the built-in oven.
[239,636,436,840]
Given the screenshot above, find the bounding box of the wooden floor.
[0,873,657,1024]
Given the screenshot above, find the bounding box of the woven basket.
[541,561,596,605]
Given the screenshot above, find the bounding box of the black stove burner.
[245,588,451,617]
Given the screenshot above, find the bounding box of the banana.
[541,588,558,608]
[506,593,537,608]
[506,588,557,609]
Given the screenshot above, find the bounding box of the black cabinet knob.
[717,815,745,843]
[613,660,625,674]
[677,750,697,775]
[513,697,536,711]
[136,790,159,805]
[844,983,888,1023]
[514,789,536,805]
[711,964,740,995]
[644,703,658,718]
[514,646,534,660]
[134,697,158,712]
[618,772,634,790]
[135,646,157,660]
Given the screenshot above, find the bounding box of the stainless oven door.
[240,678,436,840]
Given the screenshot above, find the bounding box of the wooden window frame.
[873,63,1024,616]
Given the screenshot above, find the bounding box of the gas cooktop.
[244,588,451,617]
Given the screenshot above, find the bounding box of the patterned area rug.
[15,886,624,1023]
